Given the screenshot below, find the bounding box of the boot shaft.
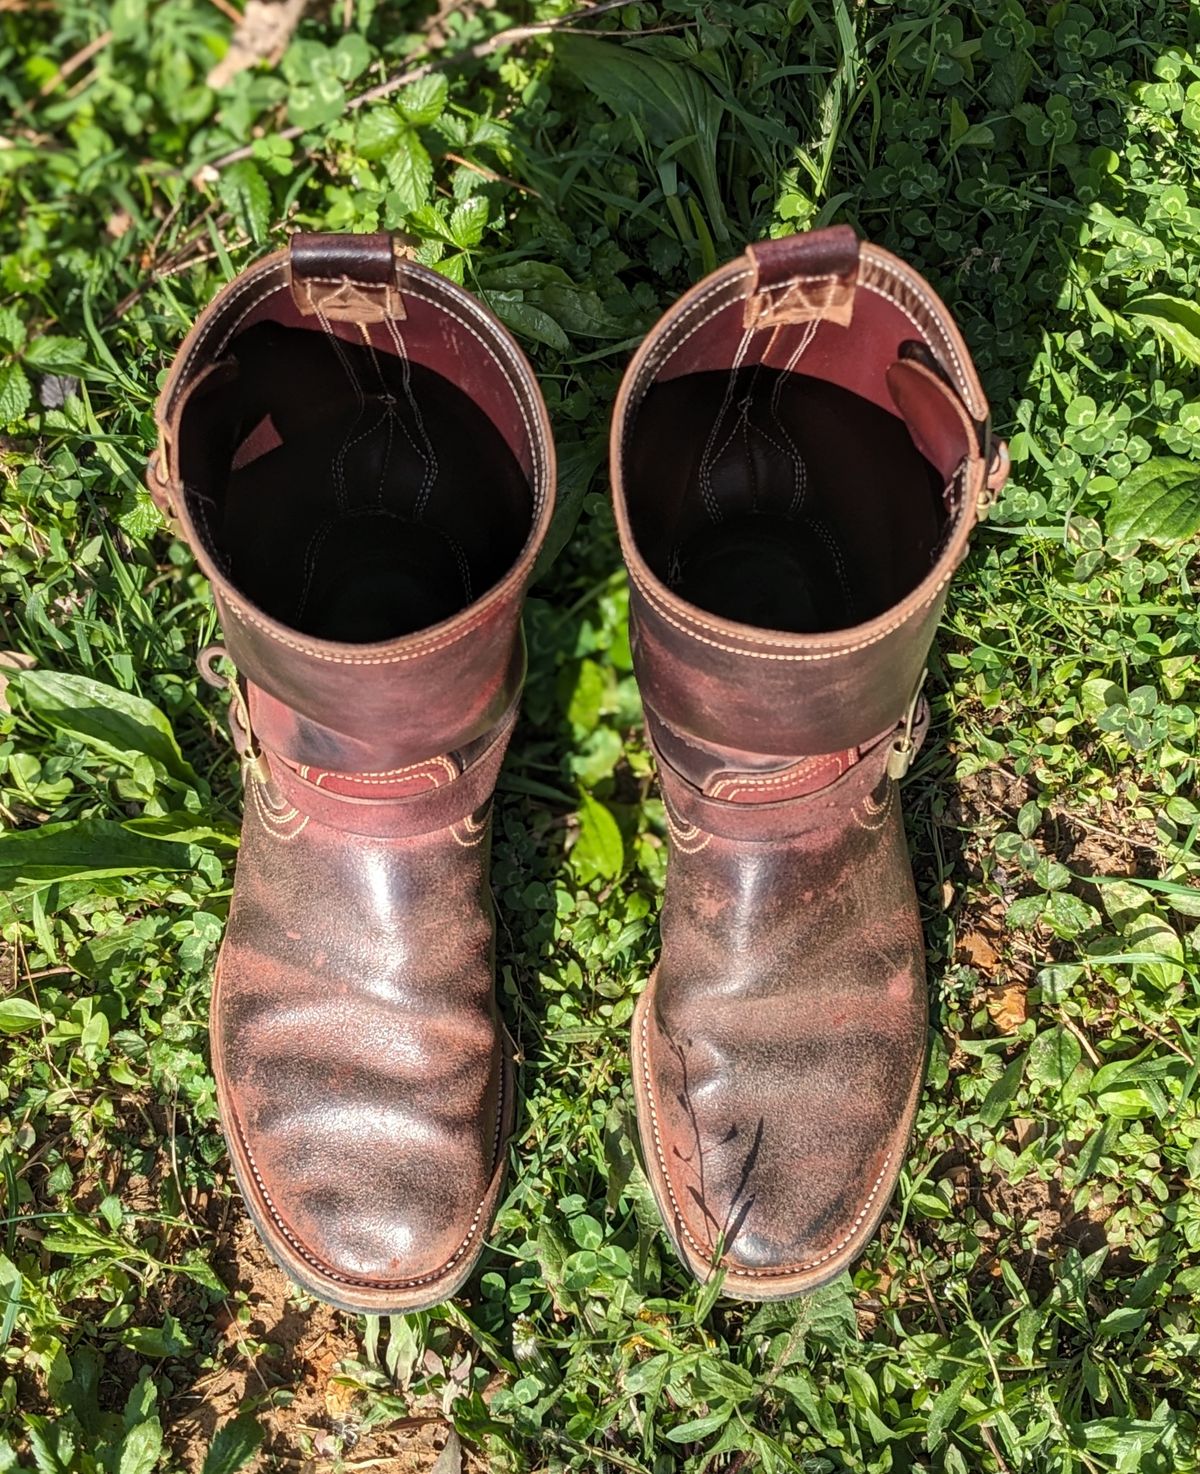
[611,226,1006,767]
[149,232,554,773]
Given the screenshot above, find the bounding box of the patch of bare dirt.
[167,1204,455,1474]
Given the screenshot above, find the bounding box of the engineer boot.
[149,233,554,1311]
[612,226,1007,1297]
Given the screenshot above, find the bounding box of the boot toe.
[635,983,922,1298]
[214,960,508,1311]
[238,1126,502,1293]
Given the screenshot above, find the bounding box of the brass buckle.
[197,645,271,785]
[887,671,927,780]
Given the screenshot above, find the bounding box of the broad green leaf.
[10,670,197,784]
[1026,1024,1082,1091]
[1125,914,1184,988]
[116,488,165,540]
[569,1213,603,1249]
[0,305,26,353]
[203,1409,263,1468]
[121,1314,193,1359]
[0,818,195,886]
[482,264,626,340]
[117,1418,162,1474]
[1105,456,1200,544]
[24,1419,73,1474]
[1044,889,1096,937]
[1128,293,1200,365]
[283,44,347,129]
[449,196,488,249]
[331,31,371,82]
[357,106,406,160]
[0,998,44,1033]
[122,813,237,846]
[926,1368,974,1448]
[572,789,624,884]
[398,72,449,126]
[384,127,434,214]
[979,1054,1024,1127]
[22,336,87,371]
[0,359,31,425]
[487,293,570,351]
[217,160,271,244]
[911,1187,952,1219]
[665,1408,732,1443]
[123,1372,157,1432]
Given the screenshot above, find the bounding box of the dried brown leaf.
[986,982,1028,1034]
[207,0,306,90]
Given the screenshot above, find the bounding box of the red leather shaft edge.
[263,701,520,840]
[239,635,526,774]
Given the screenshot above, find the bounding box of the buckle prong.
[887,670,927,780]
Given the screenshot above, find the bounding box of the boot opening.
[176,317,536,644]
[624,364,960,635]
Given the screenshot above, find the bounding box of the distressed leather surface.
[156,231,554,1311]
[613,226,1002,1296]
[214,756,508,1305]
[634,735,926,1291]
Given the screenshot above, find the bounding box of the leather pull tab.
[744,225,859,330]
[289,232,407,324]
[885,357,975,482]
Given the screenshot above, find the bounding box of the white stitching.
[861,261,972,404]
[629,561,951,660]
[852,779,896,832]
[309,754,458,787]
[662,800,712,854]
[707,753,847,801]
[250,775,310,840]
[449,814,490,848]
[638,1002,892,1276]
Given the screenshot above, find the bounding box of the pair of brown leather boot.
[150,227,1006,1311]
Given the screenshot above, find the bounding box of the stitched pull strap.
[289,232,407,324]
[744,225,859,330]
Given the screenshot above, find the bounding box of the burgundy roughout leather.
[151,232,555,1311]
[612,226,1007,1298]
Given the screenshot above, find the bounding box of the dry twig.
[39,27,113,95]
[207,0,306,89]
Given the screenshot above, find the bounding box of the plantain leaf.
[9,670,198,785]
[0,818,196,886]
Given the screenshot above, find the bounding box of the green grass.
[2,0,1200,1470]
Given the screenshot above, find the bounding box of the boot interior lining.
[624,367,951,635]
[178,320,534,644]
